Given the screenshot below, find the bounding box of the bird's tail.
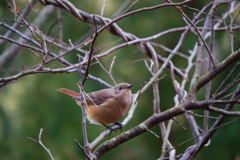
[56,88,80,97]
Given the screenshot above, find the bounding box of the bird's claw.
[102,122,124,136]
[114,122,123,132]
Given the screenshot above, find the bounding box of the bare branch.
[75,140,91,160]
[27,128,54,160]
[82,16,98,86]
[198,49,240,90]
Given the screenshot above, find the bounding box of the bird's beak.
[127,84,133,89]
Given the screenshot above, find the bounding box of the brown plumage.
[56,83,132,131]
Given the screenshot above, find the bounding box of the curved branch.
[185,84,240,159]
[206,106,240,116]
[197,49,240,90]
[38,0,191,79]
[92,104,185,160]
[88,100,209,159]
[91,95,240,159]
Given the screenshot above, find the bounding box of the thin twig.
[172,118,187,130]
[94,57,116,85]
[190,84,240,158]
[121,0,140,15]
[109,56,116,75]
[159,119,175,160]
[167,117,240,153]
[182,8,217,66]
[82,15,98,86]
[27,128,54,160]
[76,82,91,157]
[186,111,218,119]
[134,81,146,104]
[100,0,107,16]
[75,140,91,160]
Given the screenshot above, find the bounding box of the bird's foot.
[102,124,114,136]
[114,122,123,132]
[102,122,124,135]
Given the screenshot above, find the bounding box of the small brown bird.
[56,83,133,131]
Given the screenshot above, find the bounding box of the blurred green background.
[0,0,240,159]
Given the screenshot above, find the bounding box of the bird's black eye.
[119,87,122,90]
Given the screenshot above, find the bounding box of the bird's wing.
[84,90,114,105]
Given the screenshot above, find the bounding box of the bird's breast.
[85,97,130,125]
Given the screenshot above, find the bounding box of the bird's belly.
[86,104,128,125]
